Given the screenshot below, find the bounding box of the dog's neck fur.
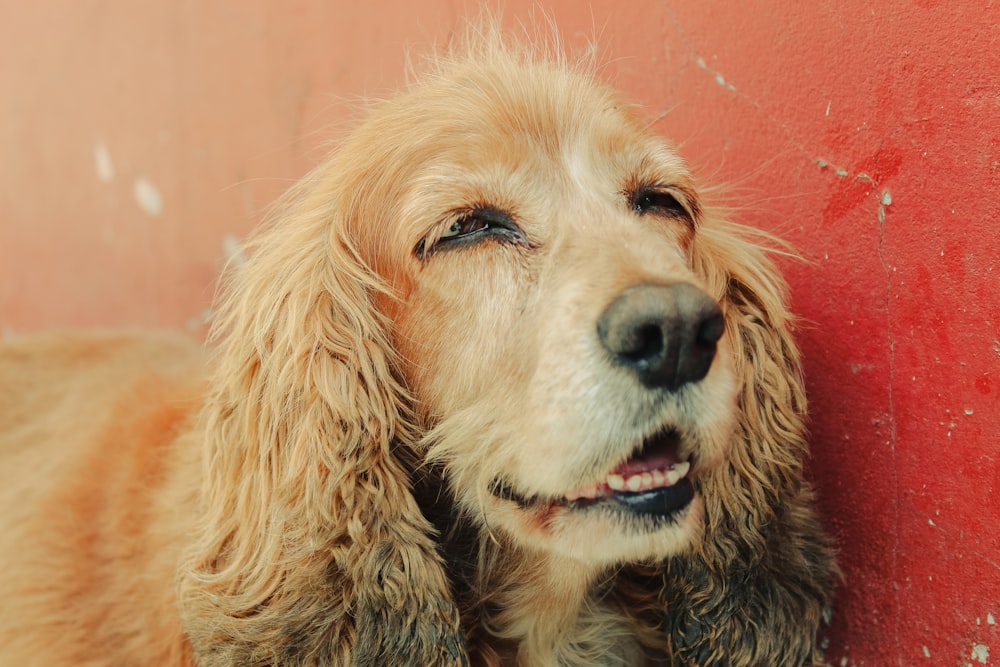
[414,466,648,666]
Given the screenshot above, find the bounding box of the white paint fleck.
[929,518,936,526]
[94,142,114,183]
[881,190,893,206]
[835,168,849,177]
[921,645,930,658]
[826,100,832,116]
[222,234,247,268]
[185,308,213,332]
[133,177,163,217]
[989,613,996,625]
[965,409,974,416]
[971,643,989,664]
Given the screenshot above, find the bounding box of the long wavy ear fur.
[175,160,467,666]
[658,213,838,667]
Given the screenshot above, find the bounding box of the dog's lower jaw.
[484,488,705,567]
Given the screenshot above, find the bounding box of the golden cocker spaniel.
[0,22,836,667]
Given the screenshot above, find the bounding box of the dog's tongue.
[611,432,681,476]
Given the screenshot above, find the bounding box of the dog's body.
[0,24,835,667]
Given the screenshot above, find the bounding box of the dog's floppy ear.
[176,162,468,666]
[659,215,837,666]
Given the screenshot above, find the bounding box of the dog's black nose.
[597,283,724,391]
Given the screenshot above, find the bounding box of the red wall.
[2,2,997,664]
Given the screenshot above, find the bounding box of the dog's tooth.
[664,469,681,486]
[626,475,643,492]
[652,470,666,486]
[674,461,691,478]
[607,474,626,491]
[641,472,653,489]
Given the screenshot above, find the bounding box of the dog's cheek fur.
[650,216,838,666]
[174,177,469,667]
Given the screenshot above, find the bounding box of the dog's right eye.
[440,215,490,240]
[417,206,524,258]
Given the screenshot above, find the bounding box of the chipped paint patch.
[133,177,163,217]
[222,233,247,268]
[695,56,737,92]
[185,308,213,332]
[94,142,114,183]
[970,643,989,664]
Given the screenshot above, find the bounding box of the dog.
[0,21,836,667]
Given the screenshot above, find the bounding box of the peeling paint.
[695,56,737,92]
[970,643,989,664]
[222,233,247,268]
[93,142,114,183]
[133,177,163,217]
[185,308,213,332]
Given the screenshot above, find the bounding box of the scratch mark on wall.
[694,56,737,92]
[875,179,901,660]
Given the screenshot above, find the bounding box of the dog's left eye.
[629,186,692,222]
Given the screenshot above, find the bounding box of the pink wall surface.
[2,2,997,664]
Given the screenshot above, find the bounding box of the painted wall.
[2,2,997,664]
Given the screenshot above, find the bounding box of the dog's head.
[320,39,739,566]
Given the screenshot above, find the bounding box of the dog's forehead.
[438,63,646,156]
[345,59,696,272]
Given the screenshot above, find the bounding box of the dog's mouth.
[489,429,695,519]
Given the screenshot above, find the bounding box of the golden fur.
[0,23,835,667]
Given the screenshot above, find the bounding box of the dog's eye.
[417,206,524,258]
[440,215,490,240]
[629,187,691,221]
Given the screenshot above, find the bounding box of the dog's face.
[345,58,738,566]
